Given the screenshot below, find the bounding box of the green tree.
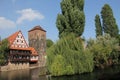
[95,14,103,37]
[46,39,54,49]
[47,33,94,76]
[101,4,119,38]
[88,34,119,68]
[50,55,66,76]
[56,0,85,38]
[0,39,9,65]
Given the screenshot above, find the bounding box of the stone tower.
[28,25,46,67]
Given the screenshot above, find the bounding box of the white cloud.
[0,17,16,29]
[16,8,44,24]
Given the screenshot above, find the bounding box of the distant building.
[28,25,46,67]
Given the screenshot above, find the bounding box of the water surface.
[0,65,120,80]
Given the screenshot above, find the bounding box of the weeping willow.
[47,33,94,76]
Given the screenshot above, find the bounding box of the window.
[21,41,23,43]
[17,40,19,42]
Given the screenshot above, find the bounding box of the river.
[0,65,120,80]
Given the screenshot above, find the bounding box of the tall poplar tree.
[101,4,119,38]
[56,0,85,38]
[95,14,103,37]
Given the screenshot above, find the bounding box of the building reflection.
[0,68,47,80]
[0,69,30,80]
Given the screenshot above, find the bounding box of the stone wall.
[28,29,46,55]
[0,63,29,71]
[28,28,46,67]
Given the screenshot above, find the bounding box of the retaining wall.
[0,62,29,71]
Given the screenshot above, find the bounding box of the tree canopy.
[0,39,9,65]
[87,34,119,68]
[101,4,119,38]
[95,14,103,37]
[46,39,54,49]
[47,33,94,76]
[56,0,85,38]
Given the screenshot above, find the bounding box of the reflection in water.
[0,65,120,80]
[0,68,47,80]
[30,68,47,80]
[51,65,120,80]
[0,69,30,80]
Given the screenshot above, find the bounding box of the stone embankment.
[0,63,29,71]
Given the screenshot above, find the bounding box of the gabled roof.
[8,31,19,46]
[7,30,29,48]
[28,25,46,32]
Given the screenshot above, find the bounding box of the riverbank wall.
[0,63,46,72]
[0,62,46,72]
[0,63,29,71]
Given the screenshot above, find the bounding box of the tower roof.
[28,25,46,32]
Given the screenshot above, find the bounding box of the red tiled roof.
[28,25,46,32]
[7,30,29,48]
[29,47,38,56]
[8,31,19,46]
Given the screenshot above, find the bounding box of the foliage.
[0,53,5,65]
[56,0,85,38]
[47,33,94,76]
[0,39,9,65]
[46,39,54,49]
[87,34,119,68]
[101,4,119,38]
[50,55,66,76]
[117,34,120,46]
[95,14,103,37]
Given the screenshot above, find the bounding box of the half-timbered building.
[7,30,38,64]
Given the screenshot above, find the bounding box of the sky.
[0,0,120,42]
